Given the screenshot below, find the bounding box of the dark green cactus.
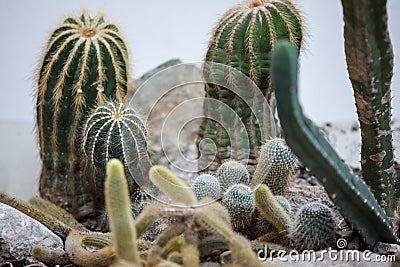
[82,101,149,208]
[36,10,130,219]
[192,174,221,201]
[251,137,298,194]
[222,184,255,235]
[291,202,335,251]
[272,40,399,248]
[341,0,395,217]
[197,0,303,172]
[216,160,250,193]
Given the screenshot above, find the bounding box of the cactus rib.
[272,40,399,247]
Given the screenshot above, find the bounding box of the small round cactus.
[252,138,298,195]
[222,184,255,235]
[216,160,250,193]
[82,101,147,170]
[82,101,148,205]
[291,202,336,251]
[192,174,221,201]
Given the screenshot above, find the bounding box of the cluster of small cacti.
[0,160,273,266]
[191,138,298,241]
[35,9,149,226]
[197,0,304,172]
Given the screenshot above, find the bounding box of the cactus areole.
[36,10,130,221]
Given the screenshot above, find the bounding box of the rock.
[0,203,62,263]
[128,59,204,181]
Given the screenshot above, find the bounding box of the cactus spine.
[341,0,395,217]
[251,138,298,194]
[36,10,130,219]
[198,0,303,172]
[291,202,335,251]
[272,40,399,247]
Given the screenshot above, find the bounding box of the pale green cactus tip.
[192,174,221,201]
[222,184,255,235]
[216,160,250,192]
[292,201,336,251]
[257,195,291,237]
[252,137,298,195]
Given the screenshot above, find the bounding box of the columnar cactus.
[192,174,221,201]
[82,101,148,204]
[341,0,396,217]
[197,0,303,172]
[251,138,298,195]
[291,202,335,251]
[222,184,255,235]
[216,160,250,193]
[36,10,130,219]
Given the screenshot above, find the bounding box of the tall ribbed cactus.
[341,0,395,217]
[36,10,130,219]
[198,0,303,172]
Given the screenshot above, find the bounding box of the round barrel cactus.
[36,9,130,220]
[82,101,148,205]
[198,0,303,172]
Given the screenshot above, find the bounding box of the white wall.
[0,0,399,124]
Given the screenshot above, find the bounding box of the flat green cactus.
[291,202,335,251]
[216,160,250,193]
[251,138,298,195]
[192,174,221,201]
[36,10,130,220]
[272,40,399,247]
[198,0,303,172]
